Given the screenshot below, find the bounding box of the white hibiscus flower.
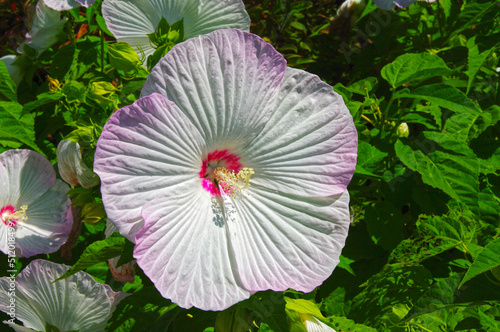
[0,260,128,331]
[94,29,357,310]
[0,149,73,258]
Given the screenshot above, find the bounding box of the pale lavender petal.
[243,67,357,197]
[0,260,127,331]
[43,0,82,11]
[134,181,250,310]
[94,93,205,241]
[0,149,55,209]
[14,180,73,258]
[226,187,350,293]
[75,0,96,7]
[142,29,287,149]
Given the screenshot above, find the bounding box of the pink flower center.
[1,205,18,226]
[199,150,242,196]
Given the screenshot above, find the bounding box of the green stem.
[100,30,105,73]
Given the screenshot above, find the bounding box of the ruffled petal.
[18,1,67,55]
[0,149,55,208]
[243,67,357,197]
[0,260,127,331]
[142,29,286,149]
[134,180,250,310]
[226,186,350,293]
[94,93,205,241]
[15,180,73,257]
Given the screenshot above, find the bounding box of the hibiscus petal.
[15,180,73,257]
[94,93,205,241]
[184,0,250,38]
[43,0,82,11]
[57,140,100,189]
[102,0,249,58]
[0,149,55,207]
[18,1,67,56]
[102,0,159,39]
[142,29,287,149]
[134,180,250,310]
[244,67,357,197]
[0,260,127,331]
[226,186,350,293]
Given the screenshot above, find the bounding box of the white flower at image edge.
[0,55,23,86]
[17,1,67,56]
[101,0,250,60]
[43,0,96,11]
[57,140,100,189]
[94,29,358,311]
[0,260,128,331]
[0,149,73,258]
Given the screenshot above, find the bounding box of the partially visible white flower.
[105,220,136,283]
[43,0,96,11]
[0,149,73,258]
[330,0,366,37]
[57,140,100,189]
[102,0,250,62]
[0,260,128,331]
[0,55,23,86]
[17,1,67,56]
[300,313,337,332]
[374,0,435,10]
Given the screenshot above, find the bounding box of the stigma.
[1,205,28,226]
[214,167,255,199]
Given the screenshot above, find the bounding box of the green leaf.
[394,134,479,210]
[54,234,126,282]
[355,141,388,178]
[108,42,142,73]
[394,84,482,116]
[466,35,499,94]
[449,0,500,41]
[459,238,500,288]
[240,291,289,332]
[285,298,323,318]
[96,12,113,37]
[381,53,452,88]
[347,77,378,95]
[324,315,377,332]
[116,239,135,268]
[215,306,253,332]
[0,101,38,151]
[337,255,355,276]
[364,201,404,252]
[22,92,64,114]
[62,81,86,103]
[0,60,17,101]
